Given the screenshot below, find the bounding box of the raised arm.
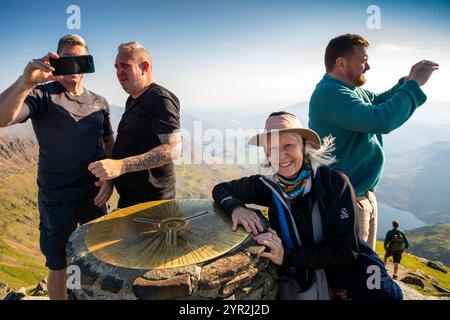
[311,60,438,135]
[365,60,438,105]
[312,80,426,134]
[363,78,405,105]
[0,52,62,127]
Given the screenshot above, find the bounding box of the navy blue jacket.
[212,166,359,290]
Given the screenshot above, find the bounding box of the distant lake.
[377,202,428,239]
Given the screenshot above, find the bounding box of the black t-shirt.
[24,81,113,201]
[112,83,180,208]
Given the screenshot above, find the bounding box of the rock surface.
[2,287,26,300]
[1,279,50,300]
[0,282,11,298]
[0,138,38,175]
[396,281,441,300]
[29,279,48,296]
[426,260,448,273]
[385,261,450,300]
[401,275,426,288]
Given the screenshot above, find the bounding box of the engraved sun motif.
[85,199,250,269]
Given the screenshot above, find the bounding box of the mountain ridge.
[377,141,450,224]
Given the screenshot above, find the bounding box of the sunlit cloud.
[372,43,418,55]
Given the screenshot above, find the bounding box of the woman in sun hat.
[212,111,359,300]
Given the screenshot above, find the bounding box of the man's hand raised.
[21,52,63,87]
[406,60,439,86]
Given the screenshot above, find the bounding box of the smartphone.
[49,55,95,76]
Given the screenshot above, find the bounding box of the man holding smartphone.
[0,34,115,300]
[88,42,181,208]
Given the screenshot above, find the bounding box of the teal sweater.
[309,74,427,196]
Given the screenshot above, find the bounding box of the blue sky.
[1,0,449,112]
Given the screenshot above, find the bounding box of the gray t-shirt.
[24,81,113,201]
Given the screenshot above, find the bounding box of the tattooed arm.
[88,132,181,181]
[121,133,181,173]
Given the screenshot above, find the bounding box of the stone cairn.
[66,222,278,300]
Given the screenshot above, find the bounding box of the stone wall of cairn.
[67,224,278,300]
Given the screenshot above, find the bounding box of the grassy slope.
[375,241,450,295]
[405,224,450,266]
[175,164,256,199]
[0,238,46,289]
[0,162,48,289]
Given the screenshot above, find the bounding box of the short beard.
[346,69,366,87]
[355,74,366,86]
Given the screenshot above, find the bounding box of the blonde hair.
[262,132,336,175]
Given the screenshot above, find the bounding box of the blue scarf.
[275,163,312,200]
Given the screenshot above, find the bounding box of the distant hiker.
[384,220,410,279]
[309,33,438,250]
[212,112,359,300]
[88,41,181,208]
[0,34,115,300]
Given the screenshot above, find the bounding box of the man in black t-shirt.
[0,34,114,300]
[89,41,181,209]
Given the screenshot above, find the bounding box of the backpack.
[266,168,403,300]
[389,232,405,254]
[324,169,403,300]
[349,238,403,300]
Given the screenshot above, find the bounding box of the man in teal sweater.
[309,34,438,250]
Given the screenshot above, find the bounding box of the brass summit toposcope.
[85,199,250,270]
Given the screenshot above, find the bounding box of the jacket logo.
[340,208,349,219]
